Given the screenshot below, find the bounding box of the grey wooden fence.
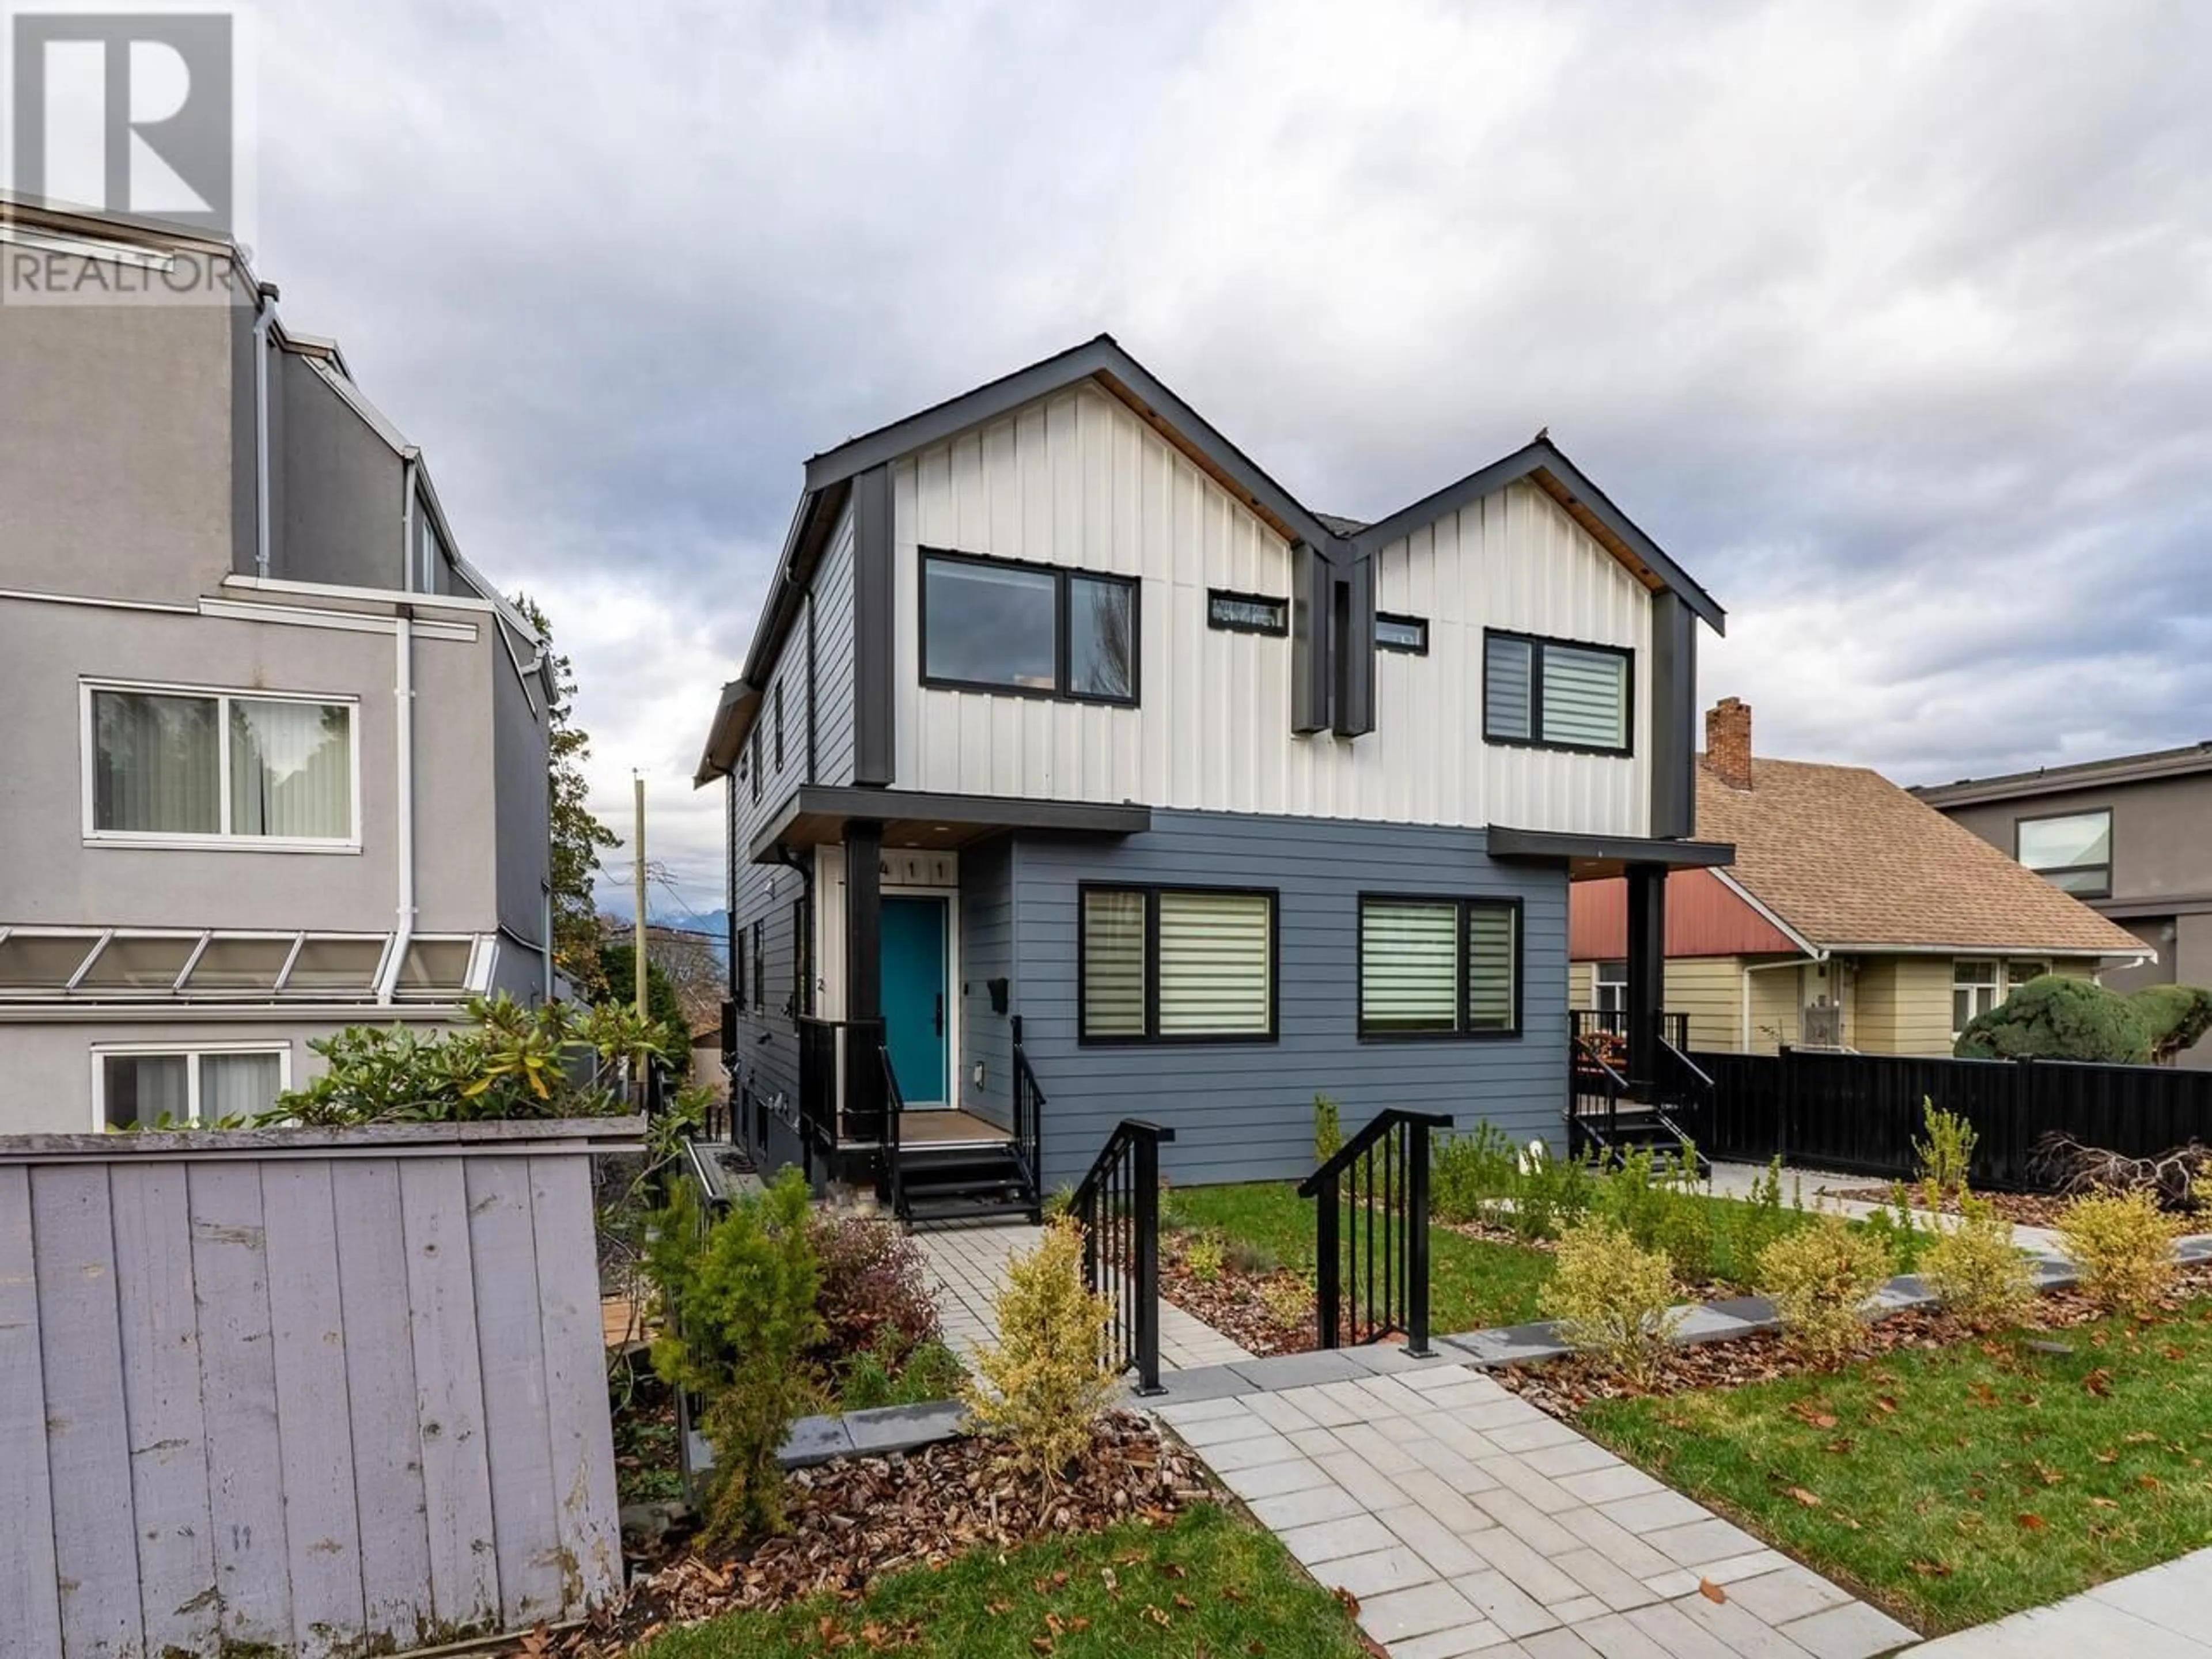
[0,1117,642,1659]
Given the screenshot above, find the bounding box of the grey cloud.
[234,0,2212,908]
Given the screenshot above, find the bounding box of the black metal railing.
[1070,1119,1176,1395]
[877,1040,909,1216]
[1297,1109,1450,1355]
[1569,1007,1691,1059]
[796,1015,888,1156]
[1010,1014,1045,1221]
[1567,1039,1633,1161]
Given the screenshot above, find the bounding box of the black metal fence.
[1698,1046,2212,1189]
[1071,1119,1176,1395]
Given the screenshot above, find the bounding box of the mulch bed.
[1158,1257,1312,1356]
[534,1412,1205,1655]
[1499,1263,2212,1416]
[1827,1184,2075,1229]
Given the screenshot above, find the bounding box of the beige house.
[1569,701,2149,1055]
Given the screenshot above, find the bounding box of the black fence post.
[1406,1119,1434,1357]
[1315,1174,1341,1351]
[1132,1129,1165,1395]
[1777,1044,1794,1165]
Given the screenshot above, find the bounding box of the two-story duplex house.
[0,196,554,1132]
[696,336,1730,1218]
[1919,743,2212,1067]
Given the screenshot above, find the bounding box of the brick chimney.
[1704,697,1754,791]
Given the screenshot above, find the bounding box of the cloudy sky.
[245,0,2212,915]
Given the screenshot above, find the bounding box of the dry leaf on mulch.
[1826,1185,2076,1229]
[530,1412,1203,1656]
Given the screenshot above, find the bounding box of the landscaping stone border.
[1136,1234,2212,1408]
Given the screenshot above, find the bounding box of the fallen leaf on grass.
[1174,1593,1198,1611]
[2138,1475,2162,1490]
[2017,1513,2047,1531]
[1909,1561,1953,1578]
[1029,1638,1053,1656]
[2085,1369,2114,1397]
[1786,1487,1823,1508]
[1333,1586,1362,1616]
[1143,1604,1172,1628]
[1699,1578,1728,1604]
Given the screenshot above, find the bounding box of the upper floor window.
[921,549,1137,706]
[2016,810,2111,898]
[1482,630,1631,755]
[87,683,356,847]
[1207,590,1288,636]
[1376,613,1429,655]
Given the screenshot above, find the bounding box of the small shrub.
[1912,1099,1979,1196]
[1919,1189,2035,1329]
[963,1218,1118,1482]
[1955,976,2152,1063]
[1758,1214,1893,1366]
[1224,1236,1280,1278]
[1653,1198,1717,1283]
[647,1170,822,1539]
[1723,1157,1797,1279]
[1543,1217,1681,1385]
[1259,1274,1312,1331]
[2058,1189,2178,1316]
[1511,1144,1595,1243]
[1314,1094,1343,1165]
[1183,1230,1227,1283]
[1432,1122,1517,1225]
[808,1211,941,1369]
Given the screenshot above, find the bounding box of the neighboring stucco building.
[1570,700,2146,1055]
[698,334,1734,1215]
[1918,741,2212,1069]
[0,198,554,1131]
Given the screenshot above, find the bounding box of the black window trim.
[1376,612,1430,655]
[749,919,764,1016]
[1356,891,1524,1042]
[748,726,763,802]
[1075,881,1280,1047]
[772,680,785,771]
[918,545,1141,708]
[1206,588,1290,638]
[1482,627,1635,757]
[2014,808,2113,900]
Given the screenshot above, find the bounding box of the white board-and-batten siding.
[0,1127,624,1659]
[889,380,1653,838]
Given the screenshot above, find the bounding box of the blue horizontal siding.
[1010,809,1568,1190]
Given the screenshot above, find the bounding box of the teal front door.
[881,895,949,1107]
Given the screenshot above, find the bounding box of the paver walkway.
[915,1221,1255,1370]
[1160,1363,1918,1658]
[1902,1547,2212,1656]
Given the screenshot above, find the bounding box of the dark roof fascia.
[1485,827,1737,868]
[1350,441,1726,635]
[800,334,1347,560]
[747,785,1151,864]
[1914,744,2212,808]
[694,679,760,786]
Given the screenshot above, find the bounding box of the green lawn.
[1582,1301,2212,1634]
[1168,1180,1556,1330]
[637,1503,1368,1658]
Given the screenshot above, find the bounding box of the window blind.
[1484,637,1532,740]
[1081,888,1147,1037]
[1359,900,1459,1032]
[1539,645,1627,749]
[1466,904,1517,1031]
[1157,892,1271,1035]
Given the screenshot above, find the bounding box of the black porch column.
[1625,862,1666,1083]
[844,819,884,1136]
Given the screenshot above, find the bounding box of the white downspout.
[402,456,419,590]
[253,283,276,577]
[377,612,417,1003]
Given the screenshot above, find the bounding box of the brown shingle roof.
[1696,757,2145,956]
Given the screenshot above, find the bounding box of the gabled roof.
[1696,758,2146,956]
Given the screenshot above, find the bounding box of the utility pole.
[632,773,648,1018]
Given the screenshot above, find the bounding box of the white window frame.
[2005,960,2050,993]
[90,1041,293,1130]
[1594,960,1628,1015]
[1953,958,2001,1040]
[81,677,363,853]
